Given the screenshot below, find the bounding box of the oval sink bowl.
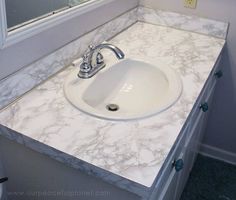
[64,59,182,120]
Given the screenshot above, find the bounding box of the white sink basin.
[64,59,182,120]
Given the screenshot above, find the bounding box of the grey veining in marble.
[138,6,228,39]
[0,22,225,198]
[0,8,138,110]
[0,6,228,112]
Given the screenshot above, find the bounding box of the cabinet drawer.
[187,54,222,125]
[185,58,222,141]
[185,82,216,147]
[205,54,223,92]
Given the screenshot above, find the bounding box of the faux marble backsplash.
[0,6,228,110]
[137,7,228,39]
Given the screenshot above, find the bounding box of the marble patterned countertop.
[0,22,225,197]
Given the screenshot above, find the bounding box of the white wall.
[140,0,236,154]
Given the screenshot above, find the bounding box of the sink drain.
[106,104,119,112]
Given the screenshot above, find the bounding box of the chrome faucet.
[78,43,125,78]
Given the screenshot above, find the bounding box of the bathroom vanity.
[0,10,226,200]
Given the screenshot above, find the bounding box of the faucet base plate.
[78,63,106,79]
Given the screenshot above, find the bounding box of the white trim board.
[199,144,236,166]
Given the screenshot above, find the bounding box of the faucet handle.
[80,54,91,73]
[82,45,94,58]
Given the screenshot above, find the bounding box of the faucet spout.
[78,43,125,79]
[95,44,125,60]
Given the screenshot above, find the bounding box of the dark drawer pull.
[200,102,209,112]
[0,177,8,183]
[172,159,184,172]
[214,70,223,78]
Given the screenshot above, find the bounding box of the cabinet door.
[158,167,179,200]
[187,83,216,168]
[157,153,184,200]
[175,112,205,200]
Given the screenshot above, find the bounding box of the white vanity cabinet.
[150,55,223,200]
